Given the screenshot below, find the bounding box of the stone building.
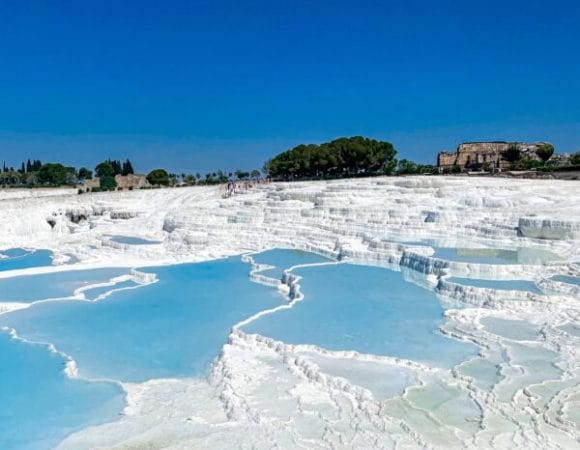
[77,177,100,192]
[114,173,150,190]
[77,174,150,192]
[437,141,546,172]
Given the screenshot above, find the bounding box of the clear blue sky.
[0,0,579,173]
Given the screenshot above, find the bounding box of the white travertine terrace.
[1,176,579,449]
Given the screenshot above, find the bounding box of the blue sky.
[0,0,579,173]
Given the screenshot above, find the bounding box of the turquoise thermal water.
[0,257,282,382]
[447,277,543,294]
[250,248,331,280]
[552,275,580,286]
[0,331,124,450]
[243,263,478,368]
[0,268,130,303]
[0,248,488,449]
[432,247,560,265]
[0,248,53,271]
[81,279,139,300]
[110,236,161,245]
[480,317,539,341]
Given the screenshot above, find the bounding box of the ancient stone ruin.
[437,141,546,172]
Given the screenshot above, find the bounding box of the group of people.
[222,177,271,198]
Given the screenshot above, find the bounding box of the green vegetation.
[146,169,170,186]
[396,159,438,175]
[536,144,554,162]
[78,167,93,180]
[38,163,76,185]
[95,161,115,178]
[503,143,521,163]
[570,152,580,165]
[266,136,397,180]
[99,175,117,191]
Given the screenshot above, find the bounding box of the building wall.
[114,174,150,190]
[437,142,546,171]
[78,177,100,192]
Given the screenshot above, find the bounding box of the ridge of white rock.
[1,176,579,449]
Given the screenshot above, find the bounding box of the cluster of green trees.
[91,159,135,190]
[0,159,83,186]
[153,168,263,187]
[395,159,438,175]
[504,143,555,170]
[1,153,267,190]
[265,136,397,180]
[0,157,137,189]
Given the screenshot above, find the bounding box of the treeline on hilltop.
[0,158,135,189]
[264,136,397,180]
[0,156,265,191]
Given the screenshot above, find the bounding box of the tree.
[78,167,93,180]
[266,136,396,180]
[121,159,134,176]
[503,143,521,163]
[251,169,261,180]
[38,163,69,185]
[100,175,117,191]
[235,169,250,180]
[95,161,115,178]
[536,144,554,163]
[147,169,170,186]
[396,159,419,175]
[571,152,580,165]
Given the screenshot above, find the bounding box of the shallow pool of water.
[0,268,130,303]
[0,248,53,271]
[481,317,539,341]
[0,331,124,450]
[447,277,543,294]
[0,257,281,382]
[552,275,580,286]
[244,263,478,368]
[109,236,161,245]
[433,247,560,265]
[250,248,331,280]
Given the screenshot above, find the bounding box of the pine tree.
[121,159,134,176]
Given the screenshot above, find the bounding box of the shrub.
[503,143,521,163]
[100,175,117,191]
[536,144,554,162]
[147,169,170,186]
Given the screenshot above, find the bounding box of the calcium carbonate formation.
[1,176,579,449]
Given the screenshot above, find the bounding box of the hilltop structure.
[437,141,547,172]
[77,174,150,192]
